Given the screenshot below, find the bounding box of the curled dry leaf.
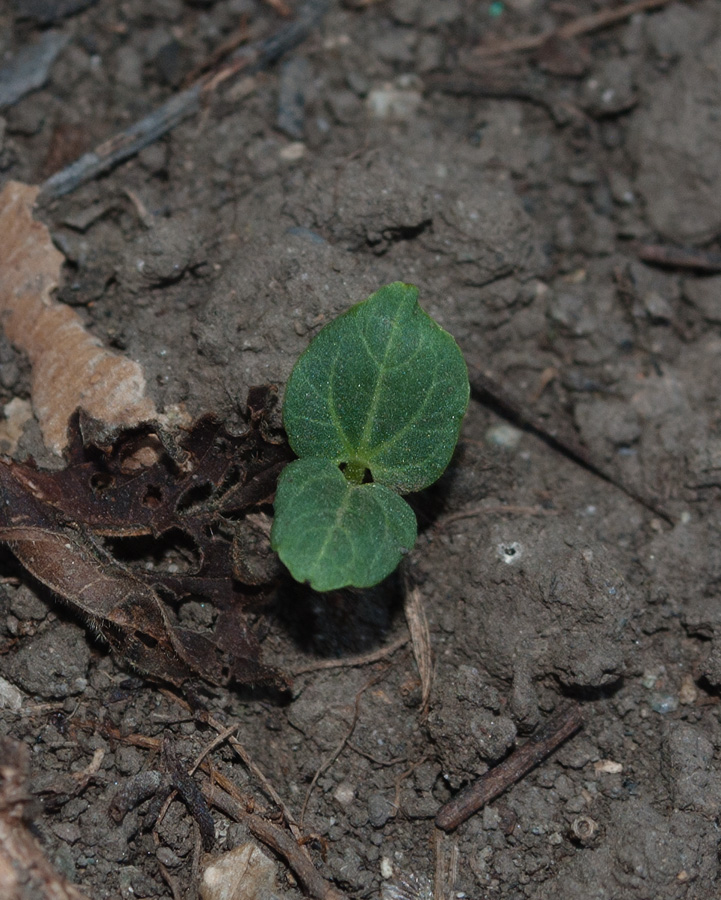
[0,181,156,454]
[0,389,292,688]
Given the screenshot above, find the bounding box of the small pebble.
[594,759,623,774]
[485,423,522,449]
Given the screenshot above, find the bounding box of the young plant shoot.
[271,282,469,591]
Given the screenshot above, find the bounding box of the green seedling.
[270,282,469,591]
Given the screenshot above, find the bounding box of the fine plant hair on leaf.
[0,181,156,454]
[272,282,469,592]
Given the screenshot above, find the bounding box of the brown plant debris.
[0,387,292,688]
[0,181,156,454]
[435,703,584,831]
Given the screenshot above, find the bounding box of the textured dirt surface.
[1,1,721,898]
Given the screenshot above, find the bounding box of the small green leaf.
[282,282,469,493]
[270,458,417,592]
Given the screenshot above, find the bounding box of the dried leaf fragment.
[0,181,156,454]
[0,391,292,688]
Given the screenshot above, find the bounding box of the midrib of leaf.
[364,353,442,463]
[355,303,406,464]
[314,482,354,575]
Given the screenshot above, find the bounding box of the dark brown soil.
[2,1,721,898]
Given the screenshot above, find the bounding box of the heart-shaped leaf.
[270,458,417,591]
[272,282,469,590]
[282,282,469,493]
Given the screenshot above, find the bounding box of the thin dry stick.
[469,364,675,524]
[433,830,459,900]
[203,780,349,900]
[292,633,409,676]
[435,703,584,831]
[40,0,329,199]
[190,723,239,775]
[438,503,560,528]
[152,692,307,849]
[392,755,429,818]
[637,243,721,273]
[205,713,306,847]
[475,0,672,58]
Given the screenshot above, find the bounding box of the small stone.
[327,89,362,125]
[662,722,721,816]
[368,791,395,828]
[157,846,182,868]
[678,674,698,706]
[581,59,636,117]
[366,85,421,121]
[9,584,50,620]
[483,805,501,831]
[485,423,522,450]
[0,675,24,709]
[421,0,461,28]
[154,40,188,88]
[701,639,721,687]
[643,290,673,323]
[346,70,370,97]
[200,843,277,900]
[415,33,443,72]
[279,141,306,161]
[390,0,420,26]
[333,782,355,806]
[594,759,623,774]
[684,276,721,324]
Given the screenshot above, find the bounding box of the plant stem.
[343,461,367,484]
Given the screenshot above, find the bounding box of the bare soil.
[2,1,721,898]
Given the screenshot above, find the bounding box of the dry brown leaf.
[0,399,291,688]
[0,181,156,454]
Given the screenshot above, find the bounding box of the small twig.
[40,0,329,199]
[182,20,251,85]
[159,738,216,850]
[475,0,672,59]
[190,723,239,775]
[438,503,560,528]
[637,243,721,274]
[425,71,557,119]
[205,713,306,847]
[346,741,406,767]
[433,830,458,900]
[292,634,409,675]
[202,780,349,900]
[263,0,293,15]
[393,755,429,818]
[435,703,583,831]
[468,364,675,524]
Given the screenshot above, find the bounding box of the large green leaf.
[282,282,469,493]
[270,458,417,591]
